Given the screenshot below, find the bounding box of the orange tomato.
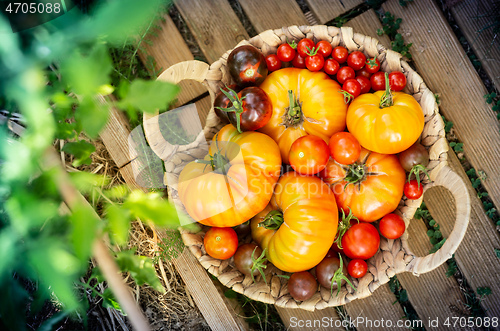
[258,68,348,164]
[346,91,424,154]
[178,124,281,227]
[319,148,405,222]
[251,172,339,272]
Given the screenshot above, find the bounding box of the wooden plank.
[238,0,308,33]
[174,0,249,63]
[383,0,500,216]
[398,218,473,329]
[99,103,132,168]
[98,103,250,331]
[276,307,345,330]
[345,9,391,46]
[424,148,500,321]
[451,0,500,90]
[344,285,409,330]
[305,0,363,24]
[138,14,208,106]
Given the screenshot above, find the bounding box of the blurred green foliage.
[0,0,188,329]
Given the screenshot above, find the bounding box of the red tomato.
[379,213,406,239]
[365,57,380,74]
[204,227,238,260]
[332,46,348,64]
[265,54,281,72]
[389,72,407,91]
[347,259,368,278]
[277,42,296,62]
[292,53,306,68]
[297,38,315,58]
[316,40,332,58]
[305,54,324,72]
[347,51,366,71]
[404,179,424,200]
[329,132,361,165]
[341,223,380,260]
[370,71,386,91]
[289,135,330,175]
[324,58,340,75]
[356,67,371,79]
[355,76,371,94]
[337,66,355,84]
[341,79,361,102]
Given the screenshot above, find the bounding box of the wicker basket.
[143,26,470,310]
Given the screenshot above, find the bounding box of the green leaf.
[60,44,112,96]
[429,219,436,226]
[75,96,110,139]
[399,289,408,302]
[477,286,492,297]
[104,184,130,200]
[55,122,78,140]
[62,140,96,167]
[433,230,442,239]
[106,204,132,246]
[38,311,70,331]
[224,289,237,299]
[0,280,30,331]
[115,250,165,293]
[69,203,100,262]
[123,190,182,228]
[118,79,180,113]
[101,288,126,315]
[426,229,434,237]
[69,172,109,194]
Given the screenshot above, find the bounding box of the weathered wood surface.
[451,0,500,90]
[238,0,308,33]
[424,148,500,322]
[99,104,249,331]
[383,0,500,214]
[139,14,207,106]
[174,0,249,63]
[305,0,363,24]
[277,307,345,331]
[398,218,473,330]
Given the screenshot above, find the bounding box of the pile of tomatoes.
[179,38,431,302]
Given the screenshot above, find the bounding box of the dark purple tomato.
[233,220,251,237]
[227,45,268,87]
[398,142,429,172]
[288,271,318,301]
[214,85,241,122]
[234,243,266,279]
[226,86,272,132]
[315,256,347,291]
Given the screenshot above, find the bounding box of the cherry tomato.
[389,71,407,91]
[332,46,348,64]
[292,53,306,68]
[305,54,324,72]
[355,76,371,94]
[288,271,318,301]
[341,79,361,101]
[277,43,296,62]
[347,259,368,278]
[289,135,330,175]
[356,67,371,79]
[324,58,340,75]
[379,213,406,239]
[365,57,380,74]
[404,179,424,200]
[329,132,361,165]
[204,227,238,260]
[297,38,315,58]
[234,243,266,279]
[265,54,281,72]
[316,256,347,292]
[347,51,366,71]
[341,223,380,260]
[370,71,386,91]
[316,40,333,58]
[398,142,429,172]
[336,66,355,84]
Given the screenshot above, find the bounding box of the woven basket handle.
[406,165,470,275]
[143,60,212,160]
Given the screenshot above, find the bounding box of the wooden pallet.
[95,0,500,329]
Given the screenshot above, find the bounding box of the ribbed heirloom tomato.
[178,124,281,227]
[319,147,406,222]
[258,68,348,163]
[251,172,339,272]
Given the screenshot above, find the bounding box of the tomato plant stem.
[379,72,394,108]
[285,90,302,126]
[260,210,284,230]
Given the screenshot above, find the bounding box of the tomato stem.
[250,247,268,285]
[334,208,359,249]
[260,210,284,230]
[216,86,246,133]
[195,139,231,174]
[379,72,394,108]
[305,46,318,57]
[408,164,431,189]
[285,90,302,126]
[330,253,356,297]
[338,90,354,104]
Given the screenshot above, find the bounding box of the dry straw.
[143,26,470,310]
